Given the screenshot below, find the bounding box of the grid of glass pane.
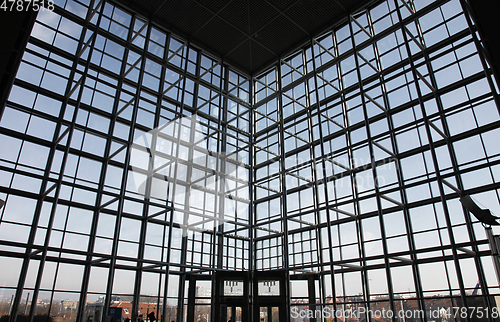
[1,0,500,321]
[254,0,500,318]
[0,0,251,321]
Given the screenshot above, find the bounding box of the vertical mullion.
[172,38,190,322]
[276,58,291,322]
[155,30,171,322]
[76,0,131,321]
[349,13,397,317]
[393,1,472,318]
[130,17,153,322]
[338,22,368,311]
[301,45,325,317]
[16,3,103,322]
[369,1,428,316]
[248,71,255,322]
[419,1,496,314]
[310,33,339,315]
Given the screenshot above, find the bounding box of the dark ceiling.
[119,0,374,76]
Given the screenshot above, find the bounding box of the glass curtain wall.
[253,0,500,320]
[0,0,250,322]
[1,0,500,321]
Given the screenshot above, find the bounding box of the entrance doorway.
[253,271,286,322]
[186,271,288,322]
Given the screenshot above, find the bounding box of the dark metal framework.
[1,0,500,322]
[253,0,500,320]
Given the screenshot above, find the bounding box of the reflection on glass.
[271,307,279,322]
[259,307,268,322]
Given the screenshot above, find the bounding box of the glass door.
[220,305,243,322]
[258,306,279,322]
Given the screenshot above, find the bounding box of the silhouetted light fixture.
[0,199,4,209]
[461,194,500,285]
[460,195,499,226]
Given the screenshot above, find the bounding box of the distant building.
[110,302,160,322]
